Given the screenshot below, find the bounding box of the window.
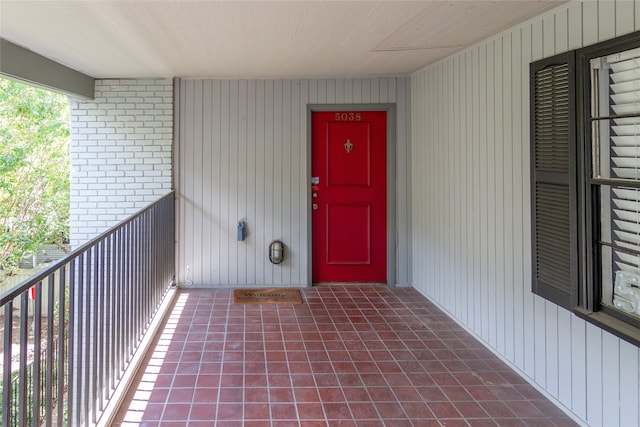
[584,37,640,333]
[531,31,640,346]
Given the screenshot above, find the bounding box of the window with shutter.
[530,31,640,346]
[589,46,640,324]
[530,52,577,310]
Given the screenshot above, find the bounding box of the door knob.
[312,203,319,210]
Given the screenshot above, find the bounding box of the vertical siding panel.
[479,44,489,338]
[502,33,515,362]
[281,80,292,285]
[471,47,481,333]
[300,79,311,283]
[570,315,587,420]
[557,309,572,404]
[599,0,616,41]
[353,79,362,103]
[568,2,584,50]
[485,42,496,345]
[238,80,248,284]
[213,80,224,284]
[255,80,266,283]
[494,39,505,354]
[434,65,441,303]
[396,77,410,285]
[543,14,557,56]
[272,80,284,285]
[318,79,328,103]
[378,78,389,103]
[361,79,372,103]
[343,78,353,104]
[247,80,257,284]
[521,23,536,380]
[181,80,194,284]
[601,333,620,426]
[431,66,438,300]
[453,55,463,318]
[264,80,275,284]
[586,324,603,426]
[445,62,453,309]
[325,79,336,104]
[533,299,548,388]
[220,80,231,284]
[192,80,204,283]
[616,0,635,35]
[619,340,640,426]
[511,27,525,369]
[545,302,559,398]
[229,80,240,284]
[555,7,569,53]
[335,79,345,104]
[290,80,302,284]
[439,64,446,305]
[464,50,474,326]
[427,68,436,299]
[583,0,599,45]
[387,78,396,104]
[370,78,380,103]
[201,80,213,285]
[176,80,184,281]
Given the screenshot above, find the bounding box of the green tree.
[0,78,70,278]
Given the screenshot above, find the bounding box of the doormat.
[233,288,303,305]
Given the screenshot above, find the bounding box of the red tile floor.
[114,286,578,427]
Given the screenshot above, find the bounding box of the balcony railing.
[1,191,175,426]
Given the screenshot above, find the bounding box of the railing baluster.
[45,273,55,427]
[57,266,66,426]
[68,257,78,427]
[18,292,29,427]
[96,239,105,414]
[83,248,91,426]
[32,281,43,426]
[91,242,99,424]
[3,302,13,427]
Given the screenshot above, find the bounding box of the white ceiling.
[0,1,563,79]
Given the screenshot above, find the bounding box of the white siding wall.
[411,2,640,426]
[69,78,173,246]
[177,78,411,287]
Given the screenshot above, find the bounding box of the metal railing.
[1,192,175,426]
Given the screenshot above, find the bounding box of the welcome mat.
[233,288,303,305]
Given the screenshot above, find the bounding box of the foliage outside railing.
[0,192,175,426]
[0,344,65,427]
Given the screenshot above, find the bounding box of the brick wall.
[69,78,173,247]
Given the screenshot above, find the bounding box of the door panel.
[327,204,371,264]
[312,111,387,282]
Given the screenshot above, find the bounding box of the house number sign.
[335,112,361,121]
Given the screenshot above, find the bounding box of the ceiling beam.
[0,39,95,99]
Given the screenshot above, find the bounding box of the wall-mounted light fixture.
[269,240,284,264]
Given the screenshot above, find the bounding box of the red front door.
[311,111,387,283]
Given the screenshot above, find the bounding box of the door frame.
[307,104,397,287]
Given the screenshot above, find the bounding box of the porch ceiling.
[0,1,563,79]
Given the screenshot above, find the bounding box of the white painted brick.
[70,78,173,246]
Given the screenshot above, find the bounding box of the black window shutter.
[530,51,577,310]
